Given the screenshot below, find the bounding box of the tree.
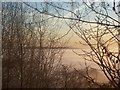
[23,1,120,89]
[2,2,26,88]
[2,2,68,88]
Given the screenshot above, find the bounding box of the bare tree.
[2,2,68,88]
[23,1,120,89]
[2,2,25,88]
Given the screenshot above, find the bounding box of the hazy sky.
[1,0,120,2]
[2,0,119,47]
[24,1,119,47]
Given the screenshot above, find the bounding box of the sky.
[1,0,120,2]
[20,0,120,48]
[1,0,119,48]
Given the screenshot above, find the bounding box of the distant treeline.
[24,46,79,49]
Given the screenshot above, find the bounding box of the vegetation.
[2,1,120,89]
